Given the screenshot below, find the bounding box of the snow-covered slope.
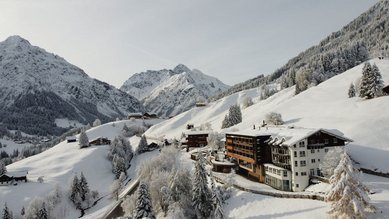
[0,119,160,218]
[0,36,143,135]
[120,64,230,117]
[146,59,389,172]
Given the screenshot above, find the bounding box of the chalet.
[66,136,77,143]
[0,171,28,184]
[225,126,352,192]
[383,85,389,95]
[143,113,158,119]
[183,131,209,151]
[265,127,352,192]
[128,113,143,119]
[89,137,111,146]
[195,102,207,107]
[225,131,272,182]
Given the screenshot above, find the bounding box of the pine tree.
[137,135,148,154]
[228,105,242,126]
[2,203,12,219]
[79,172,90,202]
[370,64,384,98]
[221,115,230,129]
[113,155,127,179]
[37,202,48,219]
[326,151,375,218]
[192,153,212,219]
[359,62,373,99]
[93,118,101,127]
[78,131,89,148]
[211,173,224,219]
[69,175,80,206]
[0,160,6,175]
[20,206,25,216]
[348,82,356,98]
[134,182,155,219]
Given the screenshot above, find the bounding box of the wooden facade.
[186,133,208,148]
[225,133,271,183]
[89,137,111,146]
[0,173,28,184]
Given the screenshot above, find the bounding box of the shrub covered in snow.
[78,131,89,148]
[265,112,283,125]
[92,119,101,127]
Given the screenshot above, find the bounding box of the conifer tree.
[69,175,80,206]
[37,202,48,219]
[137,135,148,154]
[326,151,375,218]
[0,160,6,175]
[359,62,372,98]
[192,153,212,219]
[79,172,90,202]
[211,173,224,219]
[221,115,230,129]
[78,131,89,148]
[134,182,155,219]
[228,105,242,126]
[2,203,12,219]
[370,64,384,98]
[348,82,356,98]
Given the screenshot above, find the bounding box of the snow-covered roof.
[66,136,76,140]
[128,113,143,117]
[89,136,109,142]
[227,126,353,146]
[210,157,235,166]
[4,170,28,177]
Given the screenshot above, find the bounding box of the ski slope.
[146,59,389,172]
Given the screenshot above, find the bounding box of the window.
[295,172,298,176]
[311,159,316,163]
[299,151,306,157]
[301,172,307,176]
[294,161,298,167]
[311,149,315,154]
[333,138,338,143]
[324,139,329,144]
[325,148,329,153]
[318,159,320,162]
[299,141,305,147]
[296,184,299,188]
[293,144,296,148]
[294,151,297,157]
[300,160,306,166]
[283,170,288,177]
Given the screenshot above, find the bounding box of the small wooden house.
[143,113,158,119]
[383,85,389,95]
[128,113,143,119]
[0,171,28,184]
[66,136,77,143]
[89,137,111,146]
[184,131,209,152]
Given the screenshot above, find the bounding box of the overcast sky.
[0,0,378,87]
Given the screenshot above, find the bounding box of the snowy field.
[146,59,389,173]
[0,119,162,218]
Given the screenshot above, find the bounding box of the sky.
[0,0,379,87]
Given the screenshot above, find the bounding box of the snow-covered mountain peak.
[120,65,230,117]
[3,35,31,47]
[173,64,191,74]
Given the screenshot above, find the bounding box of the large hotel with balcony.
[225,126,352,192]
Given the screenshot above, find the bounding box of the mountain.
[213,0,389,100]
[121,64,229,117]
[146,59,389,174]
[0,36,143,135]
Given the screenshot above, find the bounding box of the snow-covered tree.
[348,82,356,98]
[92,118,101,127]
[37,202,48,219]
[221,115,231,129]
[134,182,155,219]
[110,179,122,201]
[2,203,12,219]
[79,172,89,202]
[69,175,80,206]
[207,132,224,151]
[20,206,25,217]
[242,96,254,109]
[78,131,89,148]
[167,202,185,219]
[211,173,224,219]
[359,62,383,99]
[69,173,98,210]
[192,153,212,219]
[326,151,375,218]
[160,186,172,216]
[320,147,344,178]
[137,135,148,154]
[370,64,384,98]
[0,160,6,175]
[265,112,283,125]
[113,155,127,179]
[229,104,242,126]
